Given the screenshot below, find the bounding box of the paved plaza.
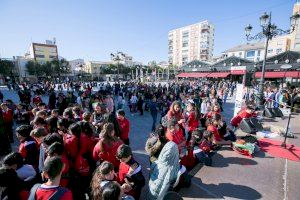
[1,88,300,200]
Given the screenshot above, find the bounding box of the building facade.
[25,42,58,62]
[84,61,111,79]
[69,59,85,76]
[168,20,215,66]
[225,35,291,62]
[289,1,300,51]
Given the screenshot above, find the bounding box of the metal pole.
[281,112,292,148]
[258,18,271,110]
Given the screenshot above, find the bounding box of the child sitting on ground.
[190,130,212,166]
[116,144,145,200]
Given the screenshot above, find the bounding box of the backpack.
[161,115,169,128]
[28,184,67,200]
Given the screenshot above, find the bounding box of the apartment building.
[168,20,215,66]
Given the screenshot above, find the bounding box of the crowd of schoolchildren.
[0,80,260,200]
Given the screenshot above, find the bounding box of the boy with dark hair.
[166,119,186,153]
[116,109,130,145]
[116,144,145,200]
[47,142,70,187]
[46,109,59,133]
[3,152,37,182]
[29,156,73,200]
[39,133,63,173]
[16,125,39,167]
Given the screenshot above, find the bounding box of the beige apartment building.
[168,20,215,66]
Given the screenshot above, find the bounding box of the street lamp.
[245,12,300,110]
[111,51,125,81]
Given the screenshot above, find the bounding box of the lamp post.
[245,12,300,110]
[111,51,125,81]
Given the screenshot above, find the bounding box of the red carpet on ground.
[258,138,300,162]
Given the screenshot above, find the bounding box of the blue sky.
[0,0,296,64]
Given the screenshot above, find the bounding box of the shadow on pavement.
[181,177,262,199]
[212,153,258,168]
[254,150,274,159]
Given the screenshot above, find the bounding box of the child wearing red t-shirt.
[117,109,130,145]
[230,105,257,127]
[206,114,231,146]
[185,102,200,142]
[166,119,186,153]
[116,144,145,200]
[29,156,73,200]
[47,142,70,187]
[93,123,123,169]
[16,125,39,168]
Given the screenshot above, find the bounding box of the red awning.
[285,71,299,78]
[207,72,230,78]
[176,72,210,78]
[255,71,286,78]
[176,73,189,78]
[231,70,246,75]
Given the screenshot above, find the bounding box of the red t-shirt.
[207,125,221,142]
[117,118,130,140]
[187,111,199,132]
[35,184,73,200]
[78,133,96,156]
[93,139,123,168]
[230,110,257,127]
[64,134,79,162]
[206,110,221,119]
[2,109,13,123]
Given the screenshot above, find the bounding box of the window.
[182,42,188,47]
[49,55,57,59]
[35,54,45,58]
[182,31,189,38]
[246,50,255,57]
[276,48,282,54]
[182,49,188,53]
[268,49,273,53]
[257,50,260,56]
[182,56,188,64]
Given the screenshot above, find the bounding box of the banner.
[234,84,244,116]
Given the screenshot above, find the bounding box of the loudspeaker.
[249,118,263,131]
[264,107,275,118]
[272,108,283,117]
[239,118,263,134]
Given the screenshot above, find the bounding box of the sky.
[0,0,297,64]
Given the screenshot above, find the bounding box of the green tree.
[0,59,15,76]
[25,61,44,77]
[50,59,70,76]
